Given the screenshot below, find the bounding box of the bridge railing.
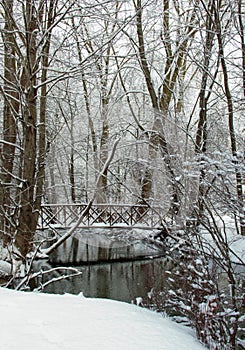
[38,203,165,230]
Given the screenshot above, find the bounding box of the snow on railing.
[38,203,165,230]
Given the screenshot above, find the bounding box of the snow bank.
[0,287,205,350]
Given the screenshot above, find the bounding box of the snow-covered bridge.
[38,203,165,230]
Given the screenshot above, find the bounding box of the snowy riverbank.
[0,287,206,350]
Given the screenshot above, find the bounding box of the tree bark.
[15,0,38,256]
[0,0,19,244]
[15,0,58,256]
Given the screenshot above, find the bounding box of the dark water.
[35,257,172,303]
[45,228,165,264]
[33,226,245,341]
[34,228,170,303]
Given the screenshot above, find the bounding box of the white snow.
[201,215,245,264]
[0,260,12,275]
[0,287,206,350]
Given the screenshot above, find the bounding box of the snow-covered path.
[0,287,206,350]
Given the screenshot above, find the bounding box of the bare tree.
[132,0,198,219]
[212,0,245,235]
[71,1,123,203]
[193,0,217,224]
[0,0,20,245]
[0,0,74,257]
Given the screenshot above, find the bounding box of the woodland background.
[1,0,244,255]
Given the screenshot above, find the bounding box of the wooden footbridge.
[38,203,165,230]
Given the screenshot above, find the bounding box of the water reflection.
[35,229,171,302]
[38,257,172,303]
[34,229,245,317]
[45,229,165,265]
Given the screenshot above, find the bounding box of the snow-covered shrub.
[147,223,245,350]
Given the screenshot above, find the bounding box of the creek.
[34,228,171,303]
[34,228,245,307]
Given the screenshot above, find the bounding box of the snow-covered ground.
[0,287,206,350]
[0,216,244,349]
[200,215,245,264]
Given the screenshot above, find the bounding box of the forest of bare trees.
[0,1,244,348]
[1,0,244,255]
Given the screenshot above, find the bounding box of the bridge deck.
[38,203,165,230]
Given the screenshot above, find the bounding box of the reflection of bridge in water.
[38,203,166,230]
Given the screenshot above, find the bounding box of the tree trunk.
[15,0,38,256]
[194,1,215,225]
[214,4,245,235]
[16,0,57,256]
[135,0,181,215]
[0,0,19,245]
